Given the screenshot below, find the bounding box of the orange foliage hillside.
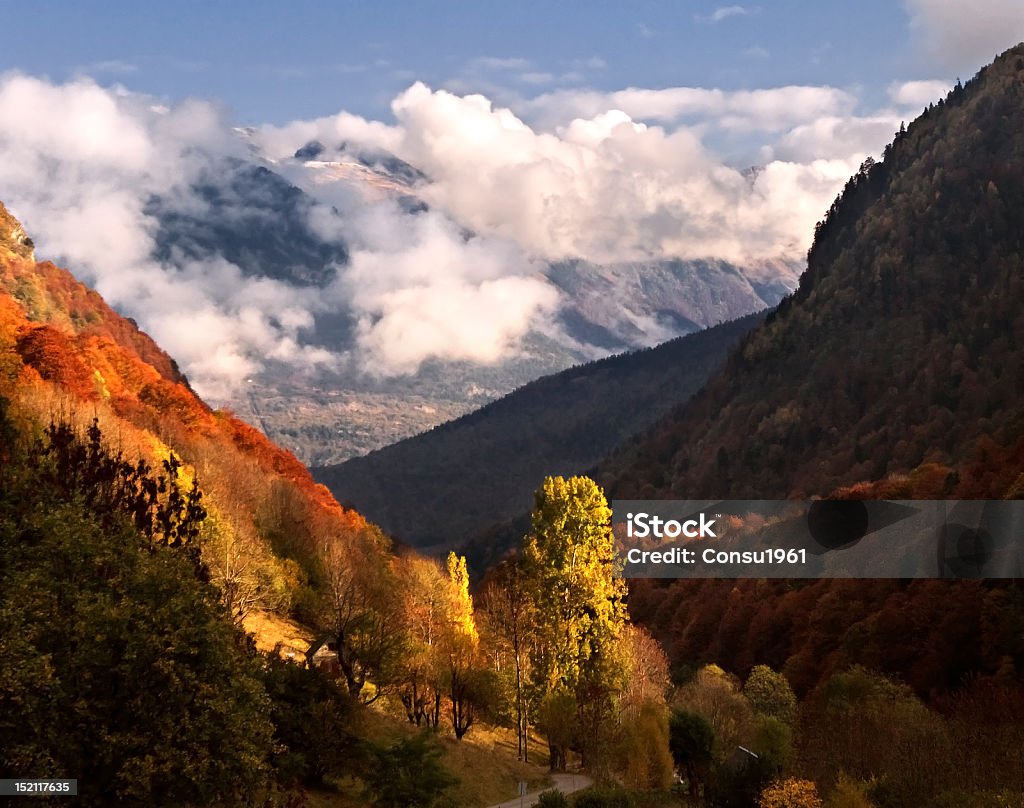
[0,202,367,573]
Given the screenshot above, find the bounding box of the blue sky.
[2,1,1010,124]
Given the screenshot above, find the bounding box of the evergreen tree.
[0,431,277,805]
[669,709,715,801]
[363,732,456,808]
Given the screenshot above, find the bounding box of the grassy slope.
[308,707,553,808]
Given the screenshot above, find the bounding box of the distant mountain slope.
[597,45,1024,696]
[547,257,792,352]
[313,312,765,551]
[146,158,349,287]
[135,139,798,465]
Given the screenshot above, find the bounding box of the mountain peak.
[0,202,35,261]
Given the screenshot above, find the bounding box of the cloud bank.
[0,70,940,395]
[333,203,558,376]
[905,0,1024,71]
[0,73,559,392]
[257,81,898,267]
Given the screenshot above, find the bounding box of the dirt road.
[484,772,593,808]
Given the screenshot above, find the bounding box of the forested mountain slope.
[603,45,1024,501]
[599,44,1024,697]
[315,312,764,551]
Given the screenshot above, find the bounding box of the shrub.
[362,731,456,808]
[537,789,570,808]
[759,778,823,808]
[619,700,674,791]
[826,773,876,808]
[573,786,636,808]
[260,654,358,786]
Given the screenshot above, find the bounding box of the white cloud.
[708,5,750,23]
[0,74,336,398]
[471,56,533,72]
[904,0,1024,70]
[773,115,902,163]
[77,60,139,76]
[322,202,559,374]
[242,109,402,163]
[521,84,856,130]
[518,72,555,85]
[0,74,153,169]
[887,79,952,109]
[371,82,875,266]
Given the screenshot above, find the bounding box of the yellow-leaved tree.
[443,551,490,739]
[759,778,823,808]
[522,475,628,771]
